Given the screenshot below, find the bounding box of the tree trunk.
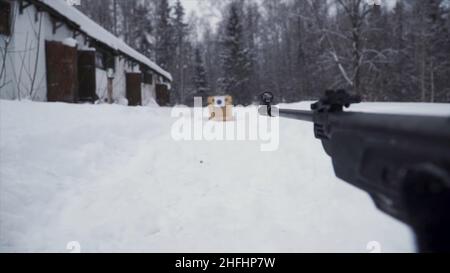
[430,62,435,103]
[421,57,426,102]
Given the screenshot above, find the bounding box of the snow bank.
[1,100,439,253]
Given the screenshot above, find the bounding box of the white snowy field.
[1,100,448,253]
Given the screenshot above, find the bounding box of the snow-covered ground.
[1,100,448,253]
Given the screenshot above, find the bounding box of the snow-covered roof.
[38,0,172,82]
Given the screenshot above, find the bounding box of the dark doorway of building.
[156,84,170,106]
[77,50,97,103]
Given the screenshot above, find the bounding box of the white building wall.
[113,57,127,102]
[142,82,156,106]
[95,69,108,100]
[1,2,47,101]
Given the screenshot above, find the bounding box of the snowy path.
[1,100,441,252]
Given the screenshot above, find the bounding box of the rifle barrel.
[279,109,314,122]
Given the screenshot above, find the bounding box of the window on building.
[105,54,115,70]
[95,49,115,70]
[143,72,153,85]
[95,51,105,69]
[0,1,11,36]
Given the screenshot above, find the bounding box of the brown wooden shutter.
[156,84,170,106]
[126,73,142,106]
[0,1,11,36]
[45,41,78,102]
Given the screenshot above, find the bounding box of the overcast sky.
[177,0,399,33]
[180,0,202,15]
[178,0,399,18]
[179,0,223,18]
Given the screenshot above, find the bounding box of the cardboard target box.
[207,96,234,121]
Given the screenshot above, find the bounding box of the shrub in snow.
[115,97,129,106]
[144,98,160,107]
[94,99,105,105]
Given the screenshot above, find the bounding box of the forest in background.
[77,0,450,105]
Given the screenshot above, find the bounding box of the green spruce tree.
[218,2,251,106]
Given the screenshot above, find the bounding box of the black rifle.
[259,90,450,253]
